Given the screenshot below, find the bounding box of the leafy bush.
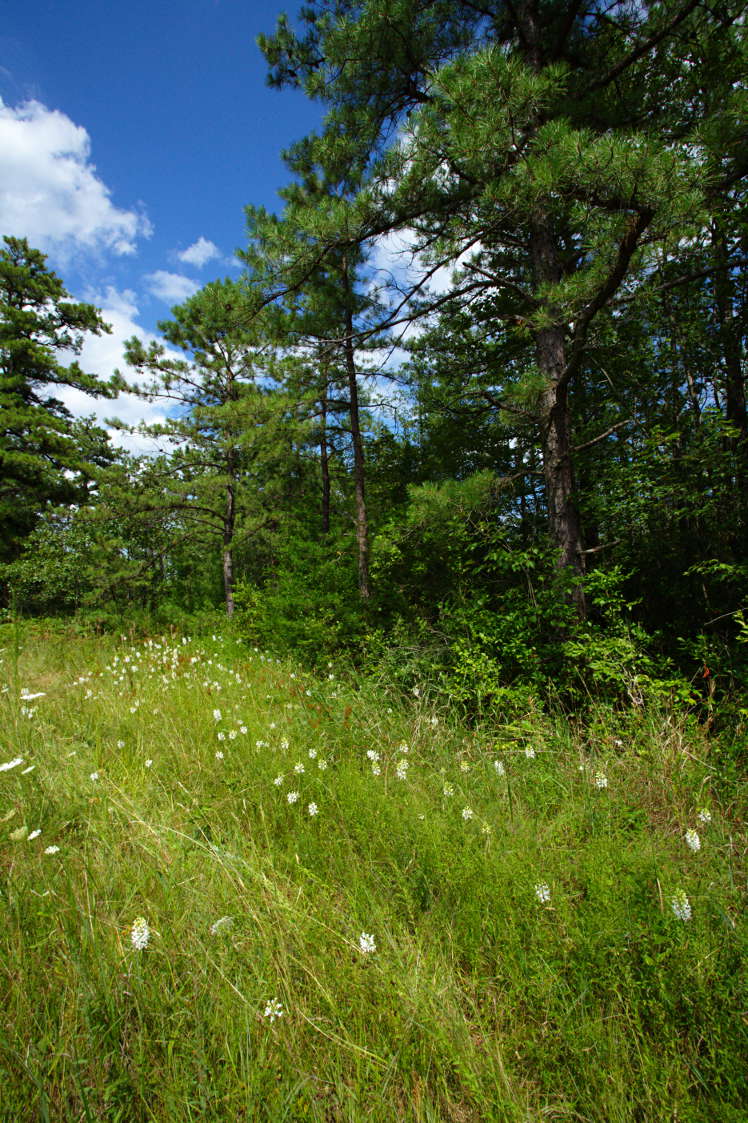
[234,535,367,665]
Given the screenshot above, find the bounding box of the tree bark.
[342,258,371,599]
[712,220,747,442]
[222,452,236,618]
[319,363,331,536]
[536,330,586,616]
[519,8,586,616]
[530,218,586,616]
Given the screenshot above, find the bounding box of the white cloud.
[369,228,420,289]
[57,286,177,454]
[144,270,200,304]
[0,98,151,259]
[177,236,220,268]
[369,227,484,301]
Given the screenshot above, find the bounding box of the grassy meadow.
[0,623,745,1121]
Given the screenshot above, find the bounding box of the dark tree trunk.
[223,448,236,618]
[712,221,747,442]
[536,333,586,616]
[518,3,586,615]
[530,218,586,616]
[319,371,331,536]
[342,258,371,599]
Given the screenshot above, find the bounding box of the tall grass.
[0,624,745,1121]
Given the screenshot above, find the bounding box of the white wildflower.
[459,760,470,773]
[308,748,317,759]
[117,740,126,749]
[524,747,536,760]
[535,883,551,904]
[215,751,224,761]
[263,998,283,1022]
[44,845,60,855]
[294,762,305,774]
[0,757,24,773]
[317,758,327,770]
[443,782,454,797]
[493,760,506,777]
[210,916,233,935]
[684,829,701,853]
[213,709,222,722]
[27,829,41,841]
[358,932,376,954]
[130,917,150,950]
[307,802,318,816]
[287,791,299,804]
[280,738,289,750]
[594,772,608,789]
[273,774,284,786]
[461,807,474,821]
[90,771,99,782]
[145,759,153,768]
[371,763,381,776]
[697,808,712,825]
[228,730,237,740]
[671,889,692,921]
[395,759,409,780]
[366,750,380,762]
[240,726,248,735]
[217,731,226,741]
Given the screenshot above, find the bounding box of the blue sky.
[0,0,325,442]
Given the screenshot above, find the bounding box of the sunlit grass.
[0,623,745,1121]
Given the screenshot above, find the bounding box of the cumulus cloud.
[177,236,220,268]
[57,286,176,454]
[369,228,419,290]
[0,97,151,259]
[369,227,483,302]
[144,270,200,304]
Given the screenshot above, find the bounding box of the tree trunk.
[712,221,747,442]
[531,222,586,617]
[342,258,371,599]
[319,368,331,536]
[223,449,236,618]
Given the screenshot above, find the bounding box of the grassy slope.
[0,624,745,1122]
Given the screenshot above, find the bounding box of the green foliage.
[234,534,367,664]
[2,515,100,615]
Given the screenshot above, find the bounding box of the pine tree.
[244,161,390,600]
[122,279,287,616]
[0,236,117,565]
[258,0,731,614]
